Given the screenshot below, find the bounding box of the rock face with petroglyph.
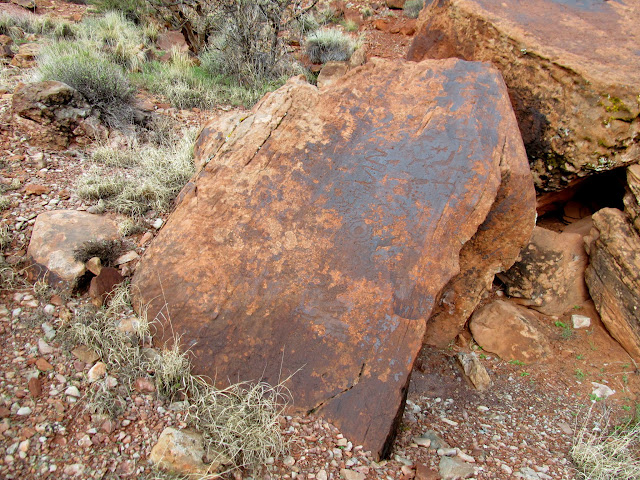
[408,0,640,192]
[132,58,535,458]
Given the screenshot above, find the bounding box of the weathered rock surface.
[623,164,640,234]
[133,58,534,457]
[317,61,350,89]
[584,208,640,361]
[408,0,640,191]
[497,226,589,316]
[150,427,220,475]
[12,81,106,150]
[10,42,39,67]
[27,210,120,290]
[456,352,491,391]
[469,300,550,363]
[89,267,125,307]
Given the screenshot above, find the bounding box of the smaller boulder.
[12,81,106,149]
[386,0,406,9]
[317,61,349,89]
[89,267,124,307]
[10,42,39,67]
[150,427,223,475]
[156,31,189,53]
[498,227,589,316]
[456,352,491,391]
[27,210,120,291]
[469,300,550,363]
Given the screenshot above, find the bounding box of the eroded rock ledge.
[408,0,640,192]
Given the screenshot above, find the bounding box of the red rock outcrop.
[408,0,640,192]
[584,208,640,362]
[132,58,535,458]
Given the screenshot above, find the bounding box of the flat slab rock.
[27,210,120,290]
[408,0,640,191]
[132,58,534,458]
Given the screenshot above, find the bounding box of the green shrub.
[304,28,357,64]
[37,41,136,128]
[404,0,425,19]
[341,19,359,32]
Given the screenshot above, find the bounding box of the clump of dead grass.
[76,128,196,217]
[72,238,129,266]
[571,403,640,479]
[64,283,290,471]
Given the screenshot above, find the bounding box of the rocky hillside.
[0,1,638,480]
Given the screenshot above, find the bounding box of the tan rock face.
[408,0,640,192]
[27,210,120,291]
[497,226,590,316]
[584,208,640,361]
[470,300,550,363]
[132,58,534,458]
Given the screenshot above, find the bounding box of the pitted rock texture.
[408,0,640,192]
[132,58,534,458]
[584,208,640,362]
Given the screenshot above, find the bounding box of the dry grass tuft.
[72,238,128,266]
[571,403,640,479]
[77,128,196,217]
[64,283,291,471]
[188,379,291,469]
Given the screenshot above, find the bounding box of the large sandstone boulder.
[132,58,535,458]
[584,208,640,362]
[28,210,120,291]
[407,0,640,192]
[12,81,106,150]
[469,300,550,363]
[497,226,590,316]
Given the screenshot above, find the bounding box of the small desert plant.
[36,41,137,128]
[119,218,146,236]
[77,128,197,216]
[341,19,359,32]
[304,28,357,63]
[404,0,425,19]
[136,52,226,110]
[0,197,11,211]
[571,404,640,479]
[0,224,12,251]
[188,379,291,469]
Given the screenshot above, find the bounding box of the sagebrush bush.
[304,28,357,64]
[77,128,196,216]
[404,0,425,19]
[37,41,136,128]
